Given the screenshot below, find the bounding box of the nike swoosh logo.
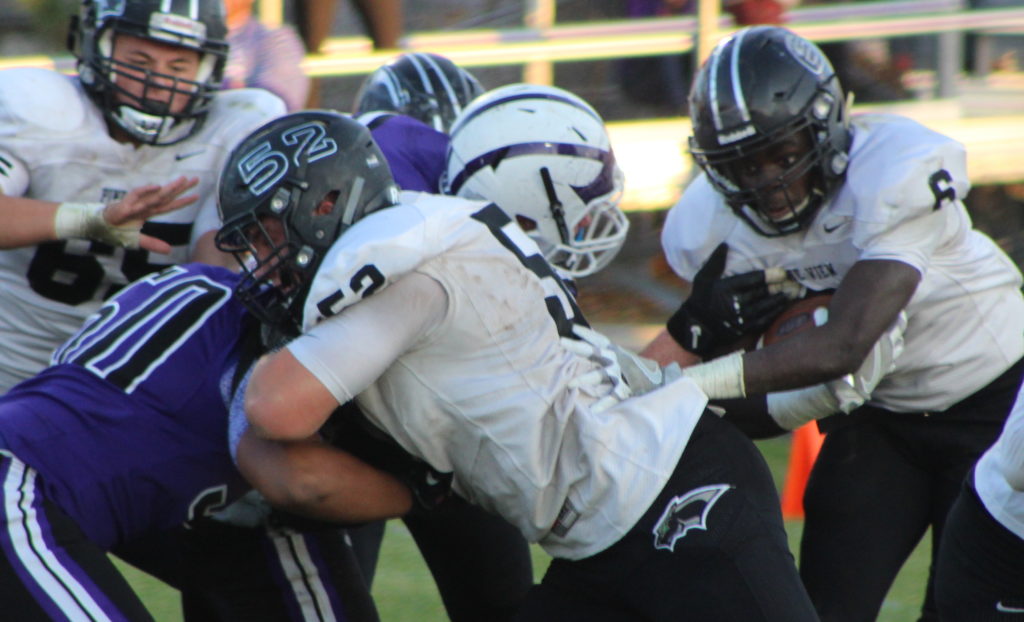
[997,601,1024,613]
[175,150,205,161]
[823,221,845,233]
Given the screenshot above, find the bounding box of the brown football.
[760,293,833,347]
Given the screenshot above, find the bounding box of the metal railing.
[2,0,1021,209]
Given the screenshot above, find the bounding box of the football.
[759,293,833,347]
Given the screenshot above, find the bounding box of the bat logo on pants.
[652,483,732,552]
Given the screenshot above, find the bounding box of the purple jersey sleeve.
[368,114,450,192]
[0,264,254,549]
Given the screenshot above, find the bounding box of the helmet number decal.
[238,142,288,197]
[281,122,338,166]
[237,123,339,197]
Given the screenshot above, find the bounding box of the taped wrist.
[680,351,746,399]
[54,202,141,249]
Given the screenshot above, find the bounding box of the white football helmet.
[442,83,628,278]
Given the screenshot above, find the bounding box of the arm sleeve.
[288,271,447,405]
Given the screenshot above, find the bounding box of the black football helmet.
[353,52,484,133]
[68,0,229,145]
[216,110,400,335]
[689,26,852,236]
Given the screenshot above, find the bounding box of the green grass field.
[121,436,931,621]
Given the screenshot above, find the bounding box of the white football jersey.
[0,67,285,391]
[662,114,1024,412]
[974,383,1024,540]
[289,192,708,560]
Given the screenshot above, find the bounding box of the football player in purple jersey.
[0,261,408,621]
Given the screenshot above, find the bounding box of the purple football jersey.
[367,113,450,192]
[0,263,253,549]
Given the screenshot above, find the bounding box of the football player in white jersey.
[642,26,1024,622]
[217,110,820,621]
[0,0,285,393]
[934,383,1024,621]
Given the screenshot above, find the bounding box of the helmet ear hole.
[316,190,340,217]
[515,215,539,232]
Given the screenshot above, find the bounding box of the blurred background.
[3,0,1022,619]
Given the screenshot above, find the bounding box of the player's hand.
[104,176,200,252]
[827,310,907,412]
[665,242,790,357]
[562,324,633,413]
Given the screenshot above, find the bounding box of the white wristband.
[766,384,840,431]
[681,350,746,399]
[54,202,141,249]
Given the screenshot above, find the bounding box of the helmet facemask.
[526,162,628,278]
[694,120,828,236]
[216,185,324,336]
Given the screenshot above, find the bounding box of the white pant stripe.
[272,529,338,622]
[1,451,113,622]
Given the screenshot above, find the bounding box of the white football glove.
[766,310,908,429]
[827,309,907,413]
[561,324,633,413]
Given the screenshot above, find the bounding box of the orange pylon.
[780,423,825,519]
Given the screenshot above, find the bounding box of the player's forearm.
[0,195,61,247]
[238,431,413,522]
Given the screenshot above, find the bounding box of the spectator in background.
[800,0,910,101]
[724,0,788,25]
[618,0,791,115]
[224,0,310,112]
[295,0,404,53]
[618,0,694,114]
[293,0,403,108]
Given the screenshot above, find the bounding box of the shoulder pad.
[302,197,482,328]
[661,174,738,280]
[846,115,970,221]
[0,68,88,137]
[200,88,286,143]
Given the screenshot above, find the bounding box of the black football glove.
[665,242,788,356]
